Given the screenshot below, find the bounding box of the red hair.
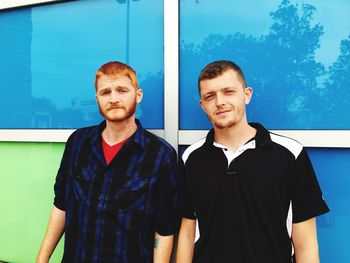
[95,61,139,90]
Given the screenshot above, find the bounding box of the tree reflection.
[323,35,350,128]
[181,0,349,129]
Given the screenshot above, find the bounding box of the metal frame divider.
[1,0,350,149]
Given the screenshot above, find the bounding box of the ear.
[199,99,209,116]
[244,87,253,105]
[136,88,143,104]
[199,98,205,112]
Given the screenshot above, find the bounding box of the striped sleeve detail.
[270,133,303,159]
[182,138,206,164]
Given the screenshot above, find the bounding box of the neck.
[102,117,137,145]
[214,121,256,152]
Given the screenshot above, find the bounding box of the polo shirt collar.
[205,122,273,149]
[249,122,272,147]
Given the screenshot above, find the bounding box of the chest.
[67,144,161,214]
[185,149,293,214]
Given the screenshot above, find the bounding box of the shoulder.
[269,132,303,159]
[143,129,176,154]
[66,125,98,145]
[182,137,206,164]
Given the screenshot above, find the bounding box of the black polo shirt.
[180,123,329,263]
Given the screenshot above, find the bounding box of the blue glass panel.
[0,0,164,129]
[180,0,350,129]
[307,148,350,262]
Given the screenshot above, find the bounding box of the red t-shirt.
[102,137,129,165]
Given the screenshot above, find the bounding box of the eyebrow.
[97,87,110,92]
[117,85,131,89]
[221,86,238,91]
[203,86,237,95]
[99,85,130,91]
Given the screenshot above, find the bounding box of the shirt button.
[227,170,238,175]
[95,219,104,225]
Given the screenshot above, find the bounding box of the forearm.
[176,233,195,263]
[294,247,320,263]
[37,206,66,263]
[153,232,174,263]
[292,217,320,263]
[176,219,195,263]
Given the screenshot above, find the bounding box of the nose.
[215,92,225,106]
[109,90,120,103]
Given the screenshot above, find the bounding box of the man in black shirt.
[176,60,329,263]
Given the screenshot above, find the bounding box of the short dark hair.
[198,60,246,95]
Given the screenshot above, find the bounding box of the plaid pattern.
[54,120,179,262]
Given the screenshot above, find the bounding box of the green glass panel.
[0,142,65,262]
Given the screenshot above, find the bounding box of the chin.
[214,120,236,129]
[105,111,136,123]
[106,116,130,122]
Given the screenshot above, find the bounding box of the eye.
[118,88,129,93]
[225,89,235,95]
[100,90,110,96]
[203,94,214,101]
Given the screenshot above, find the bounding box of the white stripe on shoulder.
[270,133,303,159]
[182,138,206,164]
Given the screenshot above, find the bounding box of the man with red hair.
[37,61,179,262]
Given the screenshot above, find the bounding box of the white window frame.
[1,0,349,149]
[0,0,60,10]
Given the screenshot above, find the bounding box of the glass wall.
[0,0,164,129]
[0,0,349,262]
[309,148,350,262]
[179,0,350,261]
[180,0,350,129]
[0,142,65,262]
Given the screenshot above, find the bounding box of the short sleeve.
[291,149,329,223]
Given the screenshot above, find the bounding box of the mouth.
[109,106,124,110]
[216,109,231,116]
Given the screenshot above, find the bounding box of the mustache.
[108,105,125,110]
[216,106,232,111]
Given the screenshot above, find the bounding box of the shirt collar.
[86,119,146,150]
[249,122,272,147]
[132,119,146,149]
[205,122,272,148]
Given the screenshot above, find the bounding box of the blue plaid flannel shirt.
[54,120,179,262]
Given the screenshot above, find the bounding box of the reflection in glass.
[308,148,350,263]
[0,0,164,129]
[180,0,350,129]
